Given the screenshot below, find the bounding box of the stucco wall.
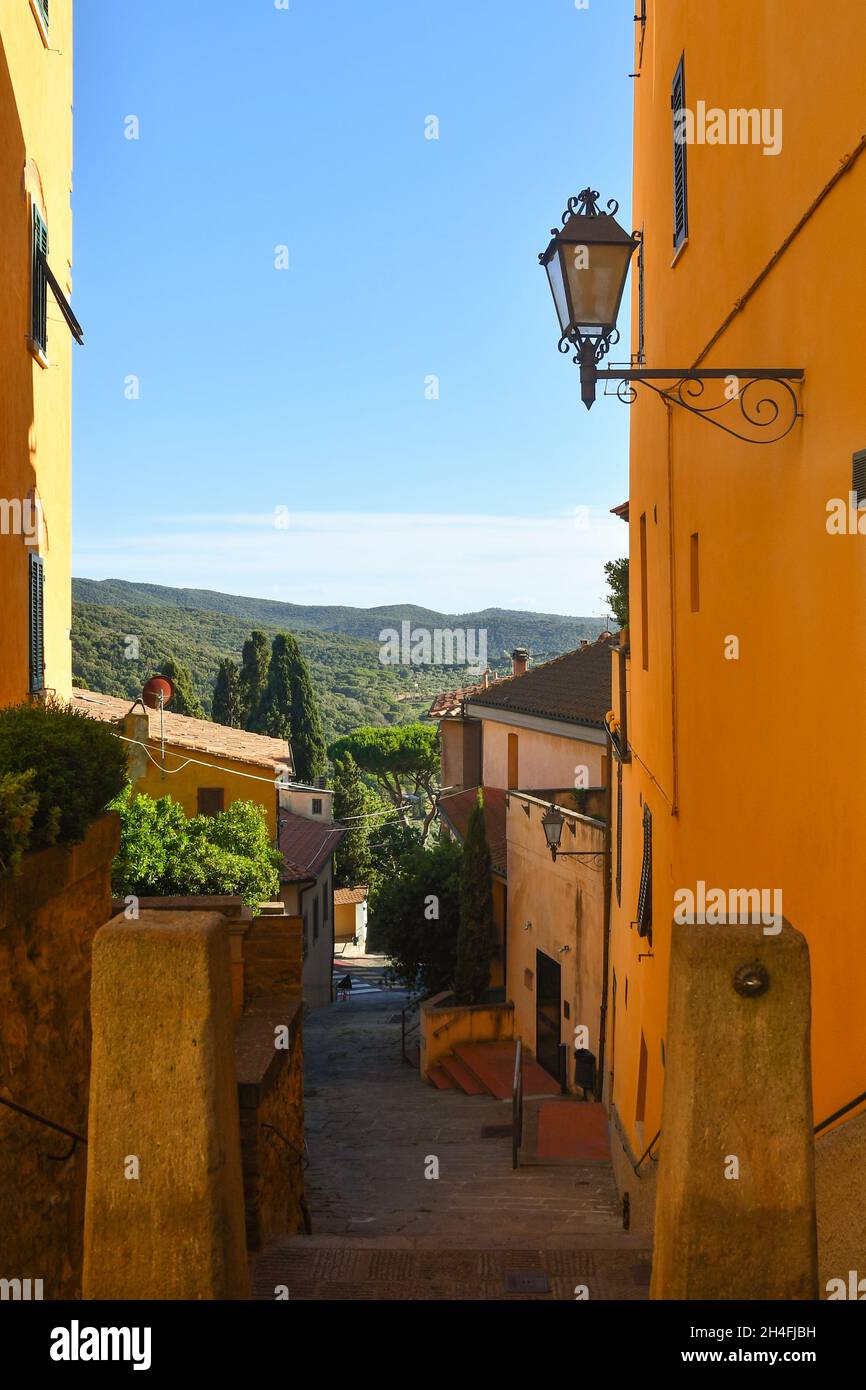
[482,719,605,792]
[419,993,514,1077]
[505,795,607,1088]
[0,812,119,1298]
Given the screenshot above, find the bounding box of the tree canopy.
[328,723,440,837]
[368,837,462,997]
[454,791,497,1005]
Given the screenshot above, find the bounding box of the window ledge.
[670,235,690,269]
[27,338,50,370]
[29,0,50,48]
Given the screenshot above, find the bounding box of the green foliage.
[329,723,440,836]
[332,754,375,889]
[0,770,40,878]
[110,789,282,908]
[454,791,497,1005]
[160,654,205,718]
[239,631,270,730]
[285,636,327,783]
[368,837,463,998]
[256,633,294,740]
[0,698,128,858]
[604,557,629,630]
[211,658,242,728]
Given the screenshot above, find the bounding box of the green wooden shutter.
[636,804,653,940]
[38,0,50,24]
[29,553,45,693]
[671,55,688,252]
[852,450,866,507]
[31,207,49,353]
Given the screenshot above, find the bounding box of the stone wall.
[0,813,119,1299]
[236,1000,305,1254]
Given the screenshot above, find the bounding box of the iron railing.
[0,1094,86,1162]
[401,1004,420,1066]
[512,1038,524,1170]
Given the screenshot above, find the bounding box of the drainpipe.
[595,775,613,1102]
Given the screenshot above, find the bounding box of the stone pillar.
[83,911,249,1299]
[650,919,817,1300]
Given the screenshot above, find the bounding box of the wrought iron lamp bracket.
[594,364,805,445]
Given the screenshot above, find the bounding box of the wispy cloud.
[74,509,626,614]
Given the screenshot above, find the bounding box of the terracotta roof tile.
[465,634,614,729]
[427,672,506,720]
[334,886,368,905]
[70,689,292,771]
[279,811,346,881]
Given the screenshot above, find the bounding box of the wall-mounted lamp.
[541,803,605,866]
[558,944,571,955]
[539,188,804,444]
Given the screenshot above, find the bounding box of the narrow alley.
[252,959,652,1301]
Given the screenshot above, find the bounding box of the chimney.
[511,648,529,678]
[482,670,490,689]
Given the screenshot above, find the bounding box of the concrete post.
[650,919,818,1300]
[83,911,249,1299]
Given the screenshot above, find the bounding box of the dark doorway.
[535,949,562,1079]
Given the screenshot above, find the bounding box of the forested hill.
[71,579,607,741]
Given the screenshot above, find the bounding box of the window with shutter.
[671,55,688,253]
[37,0,50,23]
[636,804,652,940]
[636,228,646,365]
[852,450,866,507]
[31,207,49,355]
[28,553,45,693]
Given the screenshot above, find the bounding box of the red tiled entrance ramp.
[453,1042,560,1101]
[428,1065,456,1090]
[439,1053,488,1095]
[536,1101,610,1162]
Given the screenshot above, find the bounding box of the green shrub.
[0,769,41,878]
[0,698,128,860]
[110,791,283,908]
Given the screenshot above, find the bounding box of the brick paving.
[252,959,652,1300]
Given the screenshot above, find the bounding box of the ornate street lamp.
[539,187,804,443]
[539,190,639,410]
[541,802,605,866]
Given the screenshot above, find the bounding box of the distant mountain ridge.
[72,578,607,657]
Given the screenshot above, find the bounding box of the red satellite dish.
[142,675,174,710]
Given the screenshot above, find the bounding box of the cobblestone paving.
[253,960,652,1301]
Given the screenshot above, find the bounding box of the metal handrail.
[401,1004,420,1066]
[512,1038,523,1170]
[814,1088,866,1136]
[0,1094,87,1161]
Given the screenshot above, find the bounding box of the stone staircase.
[427,1040,561,1100]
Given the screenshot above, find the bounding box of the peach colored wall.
[506,795,606,1088]
[481,719,606,792]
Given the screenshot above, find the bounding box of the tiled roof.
[427,672,505,720]
[439,785,507,878]
[70,689,292,771]
[611,500,630,521]
[334,886,368,905]
[279,811,346,882]
[465,633,614,729]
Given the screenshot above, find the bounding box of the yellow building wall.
[607,0,866,1163]
[0,2,74,706]
[506,795,606,1086]
[131,744,279,840]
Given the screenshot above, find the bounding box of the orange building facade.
[606,0,866,1215]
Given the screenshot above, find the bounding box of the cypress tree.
[160,654,205,719]
[454,791,496,1005]
[285,636,327,784]
[256,633,294,742]
[240,630,270,730]
[333,754,374,888]
[211,658,242,728]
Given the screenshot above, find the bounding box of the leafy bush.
[368,837,462,998]
[0,770,40,878]
[111,789,283,908]
[0,698,128,864]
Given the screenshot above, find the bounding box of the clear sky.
[72,0,634,615]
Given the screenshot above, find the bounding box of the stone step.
[453,1041,561,1101]
[427,1064,457,1090]
[438,1053,488,1095]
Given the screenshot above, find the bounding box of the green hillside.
[71,580,608,741]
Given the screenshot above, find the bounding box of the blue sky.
[72,0,634,614]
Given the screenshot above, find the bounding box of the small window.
[323,882,329,922]
[31,207,49,355]
[636,804,653,941]
[311,797,323,815]
[671,54,689,253]
[28,553,44,693]
[636,1032,649,1126]
[507,733,519,789]
[197,787,224,817]
[313,895,320,943]
[36,0,50,24]
[852,450,866,507]
[30,0,50,43]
